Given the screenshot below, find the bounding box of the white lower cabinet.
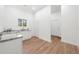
[0,38,22,54]
[20,31,32,40]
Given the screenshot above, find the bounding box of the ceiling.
[9,5,46,14]
[5,5,61,14]
[28,5,46,12]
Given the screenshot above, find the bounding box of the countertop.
[0,30,24,42]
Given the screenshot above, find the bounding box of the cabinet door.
[20,31,32,40]
[0,38,22,54]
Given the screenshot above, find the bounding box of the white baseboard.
[62,39,79,47]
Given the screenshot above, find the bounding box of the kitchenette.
[0,5,34,54]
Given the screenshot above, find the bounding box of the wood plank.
[23,36,79,54]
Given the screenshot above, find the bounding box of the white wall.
[35,6,51,42]
[51,13,61,36]
[0,6,5,32]
[32,14,39,37]
[61,6,79,46]
[77,6,79,44]
[4,6,33,30]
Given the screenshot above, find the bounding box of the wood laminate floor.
[23,36,79,54]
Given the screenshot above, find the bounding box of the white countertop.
[0,30,23,42]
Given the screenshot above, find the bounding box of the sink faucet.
[3,28,12,32]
